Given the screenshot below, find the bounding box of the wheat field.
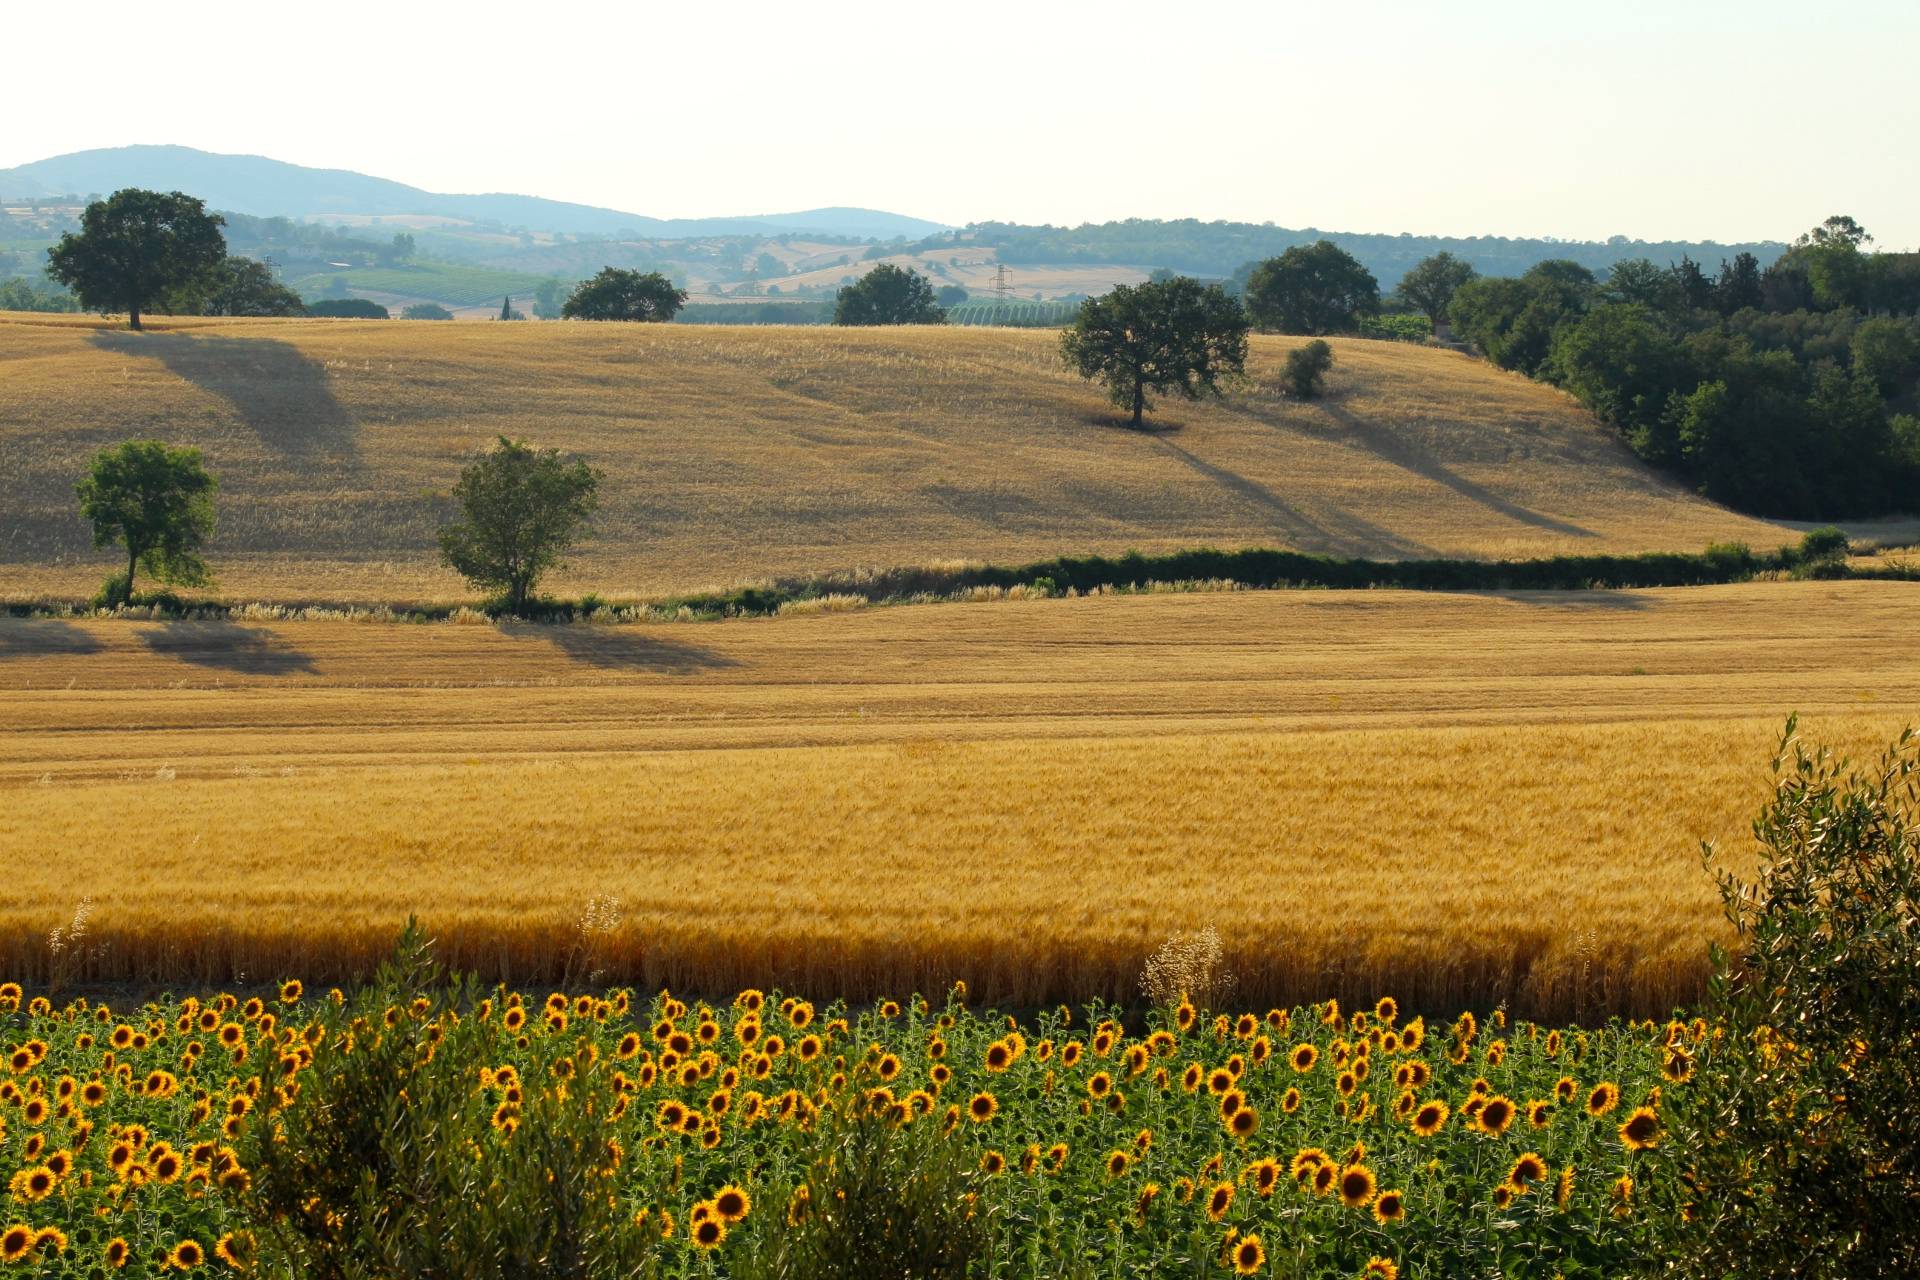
[4,581,1915,1016]
[3,312,1877,605]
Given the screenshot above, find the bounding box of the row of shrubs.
[11,529,1903,624]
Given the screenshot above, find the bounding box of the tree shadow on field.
[91,331,357,459]
[1314,402,1597,540]
[0,619,106,660]
[1472,589,1653,611]
[1149,434,1437,558]
[506,623,741,674]
[138,621,318,676]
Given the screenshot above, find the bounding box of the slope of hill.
[0,145,948,239]
[0,316,1845,603]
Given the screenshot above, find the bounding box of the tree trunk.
[1131,381,1144,428]
[128,303,142,332]
[126,544,138,601]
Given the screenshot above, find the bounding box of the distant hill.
[0,145,950,241]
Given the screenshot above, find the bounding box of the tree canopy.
[75,440,218,605]
[45,189,229,330]
[1241,241,1380,335]
[1058,277,1250,427]
[167,256,305,318]
[436,437,601,614]
[833,265,946,325]
[1397,252,1476,326]
[560,269,687,322]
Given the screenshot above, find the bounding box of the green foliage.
[1242,241,1380,335]
[833,264,946,326]
[562,268,688,322]
[237,924,663,1279]
[0,275,78,312]
[1449,261,1594,376]
[436,436,601,615]
[1059,277,1249,426]
[45,188,228,329]
[1656,722,1920,1279]
[1397,251,1476,325]
[402,302,456,320]
[307,298,390,319]
[168,255,306,317]
[1796,526,1850,564]
[730,1097,992,1280]
[1282,339,1334,399]
[1850,317,1920,396]
[1355,313,1431,343]
[75,439,217,600]
[934,284,969,307]
[290,263,550,308]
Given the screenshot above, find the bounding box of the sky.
[7,0,1918,247]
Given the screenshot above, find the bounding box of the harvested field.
[3,581,1914,1016]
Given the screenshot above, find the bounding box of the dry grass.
[6,312,1886,605]
[3,581,1914,1016]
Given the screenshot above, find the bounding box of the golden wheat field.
[3,312,1881,605]
[4,581,1915,1016]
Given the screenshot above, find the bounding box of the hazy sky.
[9,0,1918,247]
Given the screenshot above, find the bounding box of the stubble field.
[4,581,1914,1018]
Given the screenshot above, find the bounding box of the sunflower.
[1338,1164,1377,1209]
[1087,1072,1113,1099]
[1508,1152,1548,1190]
[1662,1050,1695,1083]
[1290,1044,1318,1073]
[1281,1087,1302,1114]
[1475,1095,1516,1137]
[979,1149,1006,1174]
[1586,1082,1621,1117]
[215,1232,254,1268]
[1234,1014,1258,1040]
[711,1184,751,1221]
[1410,1099,1449,1136]
[984,1041,1012,1072]
[1373,1188,1405,1223]
[1205,1180,1236,1220]
[1619,1106,1662,1151]
[1228,1105,1260,1138]
[1231,1233,1266,1275]
[1134,1181,1161,1220]
[1312,1161,1338,1196]
[1363,1260,1399,1280]
[1555,1165,1576,1209]
[1205,1067,1234,1095]
[967,1092,998,1123]
[104,1236,130,1269]
[1106,1149,1132,1178]
[169,1238,206,1268]
[1492,1183,1515,1209]
[1611,1173,1634,1213]
[1247,1158,1281,1197]
[0,1226,33,1264]
[1336,1070,1358,1098]
[690,1216,727,1250]
[1555,1075,1577,1102]
[1290,1147,1328,1181]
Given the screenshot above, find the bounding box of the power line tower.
[990,262,1014,300]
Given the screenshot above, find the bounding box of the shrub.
[1283,339,1335,398]
[234,924,662,1279]
[730,1095,992,1280]
[1702,541,1756,575]
[1797,525,1851,565]
[306,298,391,319]
[90,571,132,610]
[1656,721,1920,1279]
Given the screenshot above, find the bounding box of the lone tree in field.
[1059,277,1250,428]
[75,440,218,605]
[437,437,601,614]
[1283,339,1335,398]
[1397,251,1477,329]
[1242,240,1380,335]
[46,189,229,330]
[561,268,688,322]
[832,264,946,325]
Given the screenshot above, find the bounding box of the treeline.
[1449,216,1920,518]
[971,218,1785,290]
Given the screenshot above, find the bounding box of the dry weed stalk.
[1141,926,1236,1013]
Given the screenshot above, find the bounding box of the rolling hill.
[0,315,1866,604]
[0,145,949,240]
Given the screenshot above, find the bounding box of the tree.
[1282,339,1334,398]
[560,268,687,322]
[169,256,305,317]
[1672,255,1717,311]
[935,284,970,307]
[1715,252,1764,314]
[436,437,601,614]
[833,264,946,325]
[1603,258,1683,314]
[45,189,229,330]
[1397,252,1476,327]
[307,298,390,319]
[1241,241,1379,335]
[1058,277,1250,427]
[75,440,217,605]
[402,302,455,320]
[1547,303,1691,461]
[385,232,416,265]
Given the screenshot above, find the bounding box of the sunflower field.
[0,964,1695,1279]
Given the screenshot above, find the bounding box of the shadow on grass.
[505,623,741,674]
[0,620,106,661]
[138,621,318,675]
[91,331,357,459]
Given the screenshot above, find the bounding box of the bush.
[306,298,390,319]
[731,1095,992,1280]
[234,924,662,1279]
[1283,339,1335,398]
[1798,525,1851,565]
[1656,722,1920,1279]
[402,302,455,320]
[90,571,132,610]
[1702,541,1756,574]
